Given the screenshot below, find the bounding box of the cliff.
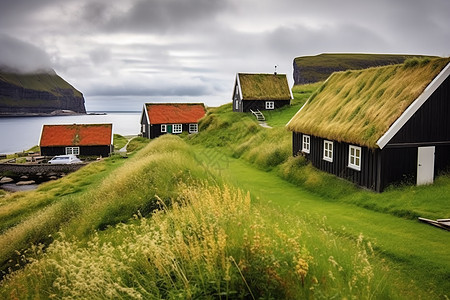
[0,69,86,116]
[293,53,436,85]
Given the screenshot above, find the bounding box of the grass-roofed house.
[40,123,113,157]
[232,73,292,112]
[141,103,206,139]
[287,57,450,192]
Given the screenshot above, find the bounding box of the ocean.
[0,112,141,154]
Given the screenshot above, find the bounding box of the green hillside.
[293,53,436,84]
[0,70,86,115]
[0,85,449,298]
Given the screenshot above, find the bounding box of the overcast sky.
[0,0,449,111]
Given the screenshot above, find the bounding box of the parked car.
[48,155,82,165]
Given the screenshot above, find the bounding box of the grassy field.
[0,83,448,298]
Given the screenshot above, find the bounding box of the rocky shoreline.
[0,110,85,117]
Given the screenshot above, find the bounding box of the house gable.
[377,62,450,148]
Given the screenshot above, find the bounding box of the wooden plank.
[418,217,450,231]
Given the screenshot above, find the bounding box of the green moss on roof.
[287,57,450,148]
[238,73,291,100]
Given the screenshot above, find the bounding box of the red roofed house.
[140,103,206,139]
[40,123,113,157]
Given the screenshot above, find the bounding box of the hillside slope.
[293,53,435,85]
[0,69,86,116]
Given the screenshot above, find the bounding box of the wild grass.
[0,135,205,277]
[287,57,450,148]
[0,181,392,299]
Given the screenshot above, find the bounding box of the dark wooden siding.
[242,100,290,112]
[292,132,381,191]
[233,84,242,112]
[149,123,197,139]
[41,145,112,157]
[379,147,417,190]
[141,110,150,138]
[388,75,450,145]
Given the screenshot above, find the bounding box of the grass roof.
[286,57,450,148]
[238,73,291,100]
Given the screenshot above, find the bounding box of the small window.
[302,135,310,153]
[189,123,198,133]
[348,145,361,171]
[265,101,274,110]
[323,140,333,162]
[172,124,182,134]
[161,124,167,133]
[141,124,146,133]
[66,147,79,155]
[235,100,239,110]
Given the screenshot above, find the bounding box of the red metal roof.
[40,124,113,147]
[145,103,206,124]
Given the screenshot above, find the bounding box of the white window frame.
[141,124,146,133]
[348,145,362,171]
[161,124,167,133]
[302,135,310,153]
[189,123,198,133]
[66,146,80,155]
[323,140,333,162]
[172,124,182,134]
[265,101,275,110]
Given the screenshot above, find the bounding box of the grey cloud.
[103,0,229,33]
[0,34,53,73]
[87,83,211,97]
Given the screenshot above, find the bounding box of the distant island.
[0,68,86,116]
[293,53,436,85]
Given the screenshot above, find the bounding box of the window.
[66,147,79,155]
[265,101,275,109]
[141,124,146,133]
[348,145,362,171]
[189,123,198,133]
[302,135,310,153]
[235,100,239,110]
[172,124,182,133]
[323,140,333,162]
[161,124,167,133]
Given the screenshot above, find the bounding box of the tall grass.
[0,182,391,299]
[0,135,214,277]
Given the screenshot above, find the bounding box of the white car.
[48,155,82,165]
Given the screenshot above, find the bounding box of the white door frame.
[417,146,435,186]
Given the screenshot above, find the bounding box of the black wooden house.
[140,103,206,139]
[286,58,450,192]
[40,123,113,157]
[232,73,292,112]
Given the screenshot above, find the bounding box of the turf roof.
[237,73,292,100]
[286,57,450,149]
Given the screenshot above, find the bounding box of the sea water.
[0,112,141,154]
